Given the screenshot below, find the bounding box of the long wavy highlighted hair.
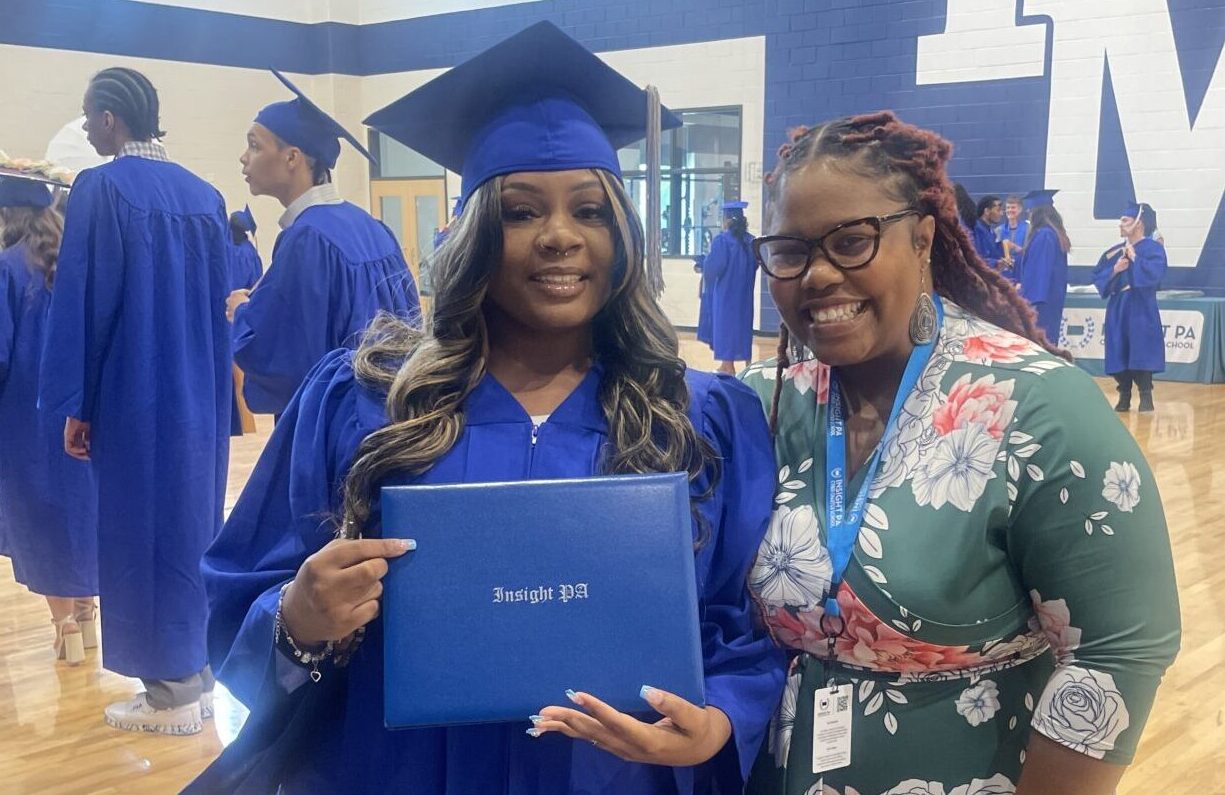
[339,171,716,537]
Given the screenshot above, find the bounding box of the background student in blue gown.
[703,200,758,374]
[39,67,232,736]
[1093,201,1167,412]
[994,194,1028,282]
[228,205,263,292]
[972,194,1004,270]
[229,72,420,418]
[1017,189,1071,343]
[194,22,784,795]
[0,170,98,667]
[225,205,262,436]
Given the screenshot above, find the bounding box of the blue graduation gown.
[995,218,1029,249]
[200,351,785,794]
[232,203,420,416]
[39,159,232,680]
[704,231,757,361]
[972,219,1002,268]
[0,244,97,596]
[230,238,263,292]
[695,255,713,345]
[1092,239,1167,374]
[228,239,264,436]
[1017,226,1069,342]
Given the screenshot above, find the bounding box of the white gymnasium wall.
[0,45,370,262]
[0,32,765,330]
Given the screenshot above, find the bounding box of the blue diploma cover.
[381,472,705,728]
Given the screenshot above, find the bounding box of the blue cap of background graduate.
[1023,189,1059,210]
[0,170,64,209]
[1122,200,1147,218]
[722,200,749,217]
[232,204,257,233]
[255,70,375,169]
[364,21,682,209]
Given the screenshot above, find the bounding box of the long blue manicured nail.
[565,689,581,704]
[640,685,661,705]
[529,714,544,725]
[404,539,417,551]
[526,728,542,738]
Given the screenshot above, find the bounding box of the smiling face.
[766,159,934,368]
[483,169,618,336]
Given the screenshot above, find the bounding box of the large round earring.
[909,264,938,345]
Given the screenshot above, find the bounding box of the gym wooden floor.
[1,336,1222,794]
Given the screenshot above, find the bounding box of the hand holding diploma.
[530,686,732,766]
[282,537,414,647]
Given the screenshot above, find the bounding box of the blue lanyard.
[823,295,944,618]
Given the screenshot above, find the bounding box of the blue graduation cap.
[722,200,749,216]
[0,170,64,209]
[231,204,257,233]
[1121,201,1146,218]
[255,70,375,169]
[1023,189,1058,210]
[364,22,682,205]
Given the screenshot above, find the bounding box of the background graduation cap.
[1023,189,1059,210]
[255,70,375,169]
[0,168,69,209]
[722,200,749,217]
[231,204,258,234]
[364,21,682,206]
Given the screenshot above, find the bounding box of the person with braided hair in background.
[40,67,232,735]
[739,111,1179,795]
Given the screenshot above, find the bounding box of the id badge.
[812,684,853,774]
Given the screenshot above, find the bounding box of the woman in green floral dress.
[741,112,1180,795]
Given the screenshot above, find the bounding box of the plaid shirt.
[117,140,171,163]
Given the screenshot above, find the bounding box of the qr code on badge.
[837,694,849,712]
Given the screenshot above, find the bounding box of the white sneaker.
[200,690,214,720]
[104,693,203,736]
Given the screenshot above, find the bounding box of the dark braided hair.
[88,67,165,141]
[762,111,1065,431]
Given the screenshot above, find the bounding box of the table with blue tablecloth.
[1059,292,1225,383]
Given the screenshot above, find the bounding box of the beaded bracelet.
[274,583,335,683]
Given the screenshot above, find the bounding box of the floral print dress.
[740,302,1180,795]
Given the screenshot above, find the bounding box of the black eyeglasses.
[753,209,922,280]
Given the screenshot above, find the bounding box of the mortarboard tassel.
[645,86,664,299]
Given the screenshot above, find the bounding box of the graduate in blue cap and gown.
[0,169,98,667]
[1092,201,1166,412]
[230,71,420,417]
[194,21,784,795]
[39,67,232,735]
[1016,189,1071,342]
[228,204,263,292]
[225,204,263,436]
[703,200,757,374]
